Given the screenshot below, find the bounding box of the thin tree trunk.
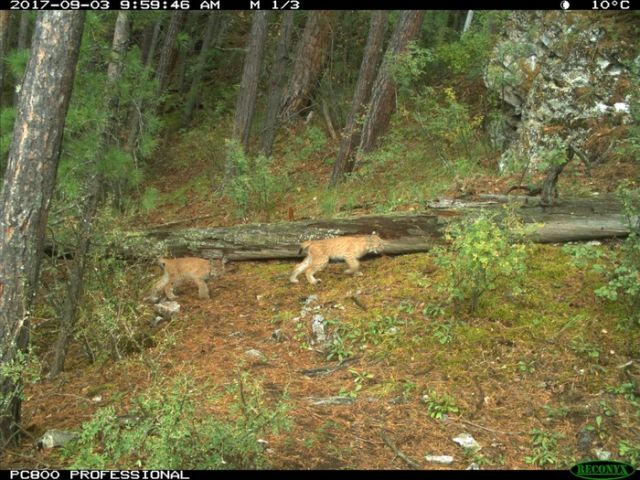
[0,11,84,451]
[126,17,162,155]
[279,11,333,121]
[462,10,474,36]
[155,11,185,96]
[261,11,294,157]
[140,17,162,67]
[49,13,130,378]
[17,12,30,50]
[0,12,11,105]
[175,14,195,94]
[330,11,388,185]
[232,11,269,152]
[359,11,425,154]
[183,13,219,126]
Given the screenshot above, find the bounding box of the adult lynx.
[290,234,384,285]
[148,257,212,301]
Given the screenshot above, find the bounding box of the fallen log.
[116,196,632,261]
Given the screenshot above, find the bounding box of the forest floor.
[2,133,639,470]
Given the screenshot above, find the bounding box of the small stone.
[453,433,481,451]
[424,455,454,465]
[38,429,77,449]
[271,329,285,342]
[466,462,481,470]
[245,349,268,364]
[153,301,180,320]
[594,448,611,460]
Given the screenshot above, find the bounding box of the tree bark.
[359,11,425,154]
[0,11,11,105]
[183,13,220,126]
[462,10,474,36]
[155,11,185,96]
[261,11,295,157]
[115,196,632,262]
[17,12,30,50]
[0,11,84,452]
[279,11,333,121]
[126,17,163,155]
[49,12,130,379]
[232,11,269,152]
[330,11,388,185]
[141,16,163,68]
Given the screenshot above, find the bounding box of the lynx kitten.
[148,257,212,301]
[290,233,384,285]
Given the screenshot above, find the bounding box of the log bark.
[116,196,632,262]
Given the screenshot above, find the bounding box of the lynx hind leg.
[195,278,210,299]
[344,256,362,276]
[163,280,177,300]
[290,256,311,283]
[148,273,169,301]
[305,256,328,285]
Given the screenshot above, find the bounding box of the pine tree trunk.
[232,11,269,152]
[141,17,162,68]
[462,10,474,36]
[126,17,162,155]
[330,11,388,185]
[359,11,425,154]
[279,11,332,121]
[49,12,130,378]
[0,11,84,451]
[261,11,295,157]
[0,12,11,105]
[155,11,185,96]
[183,13,220,126]
[17,12,30,50]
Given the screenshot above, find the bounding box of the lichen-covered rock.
[485,12,637,171]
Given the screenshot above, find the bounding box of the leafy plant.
[64,374,290,469]
[433,209,530,314]
[619,440,640,467]
[525,429,563,466]
[225,139,284,220]
[594,185,640,325]
[423,389,460,420]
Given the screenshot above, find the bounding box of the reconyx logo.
[570,460,636,480]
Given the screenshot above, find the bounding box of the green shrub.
[225,139,284,220]
[594,185,640,325]
[64,374,290,469]
[433,210,529,314]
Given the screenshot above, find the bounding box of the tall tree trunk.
[261,11,295,157]
[330,11,388,186]
[232,11,269,152]
[49,13,130,378]
[279,11,332,121]
[126,17,162,155]
[0,12,11,105]
[462,10,474,36]
[174,14,195,95]
[141,16,162,67]
[0,11,84,452]
[155,11,185,96]
[359,11,424,154]
[17,12,30,50]
[183,13,220,126]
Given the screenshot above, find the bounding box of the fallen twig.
[379,430,422,469]
[453,417,525,436]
